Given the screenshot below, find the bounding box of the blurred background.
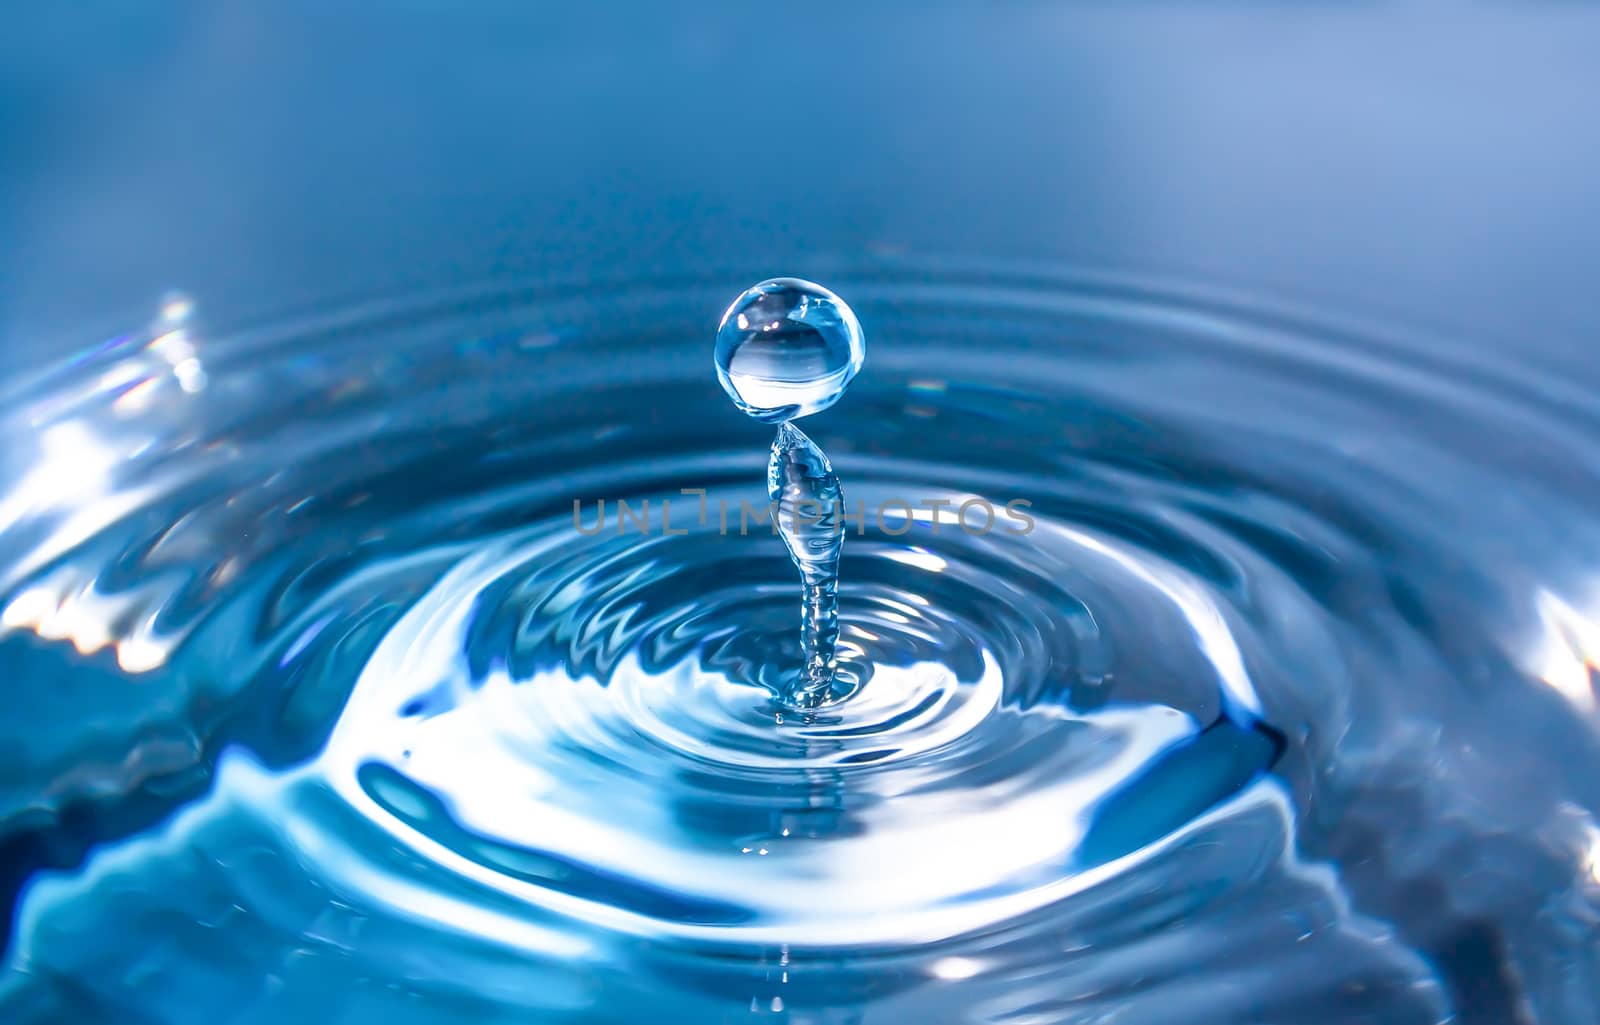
[4,2,1597,372]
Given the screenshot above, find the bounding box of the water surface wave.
[3,265,1598,1023]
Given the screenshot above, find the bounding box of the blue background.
[4,2,1598,369]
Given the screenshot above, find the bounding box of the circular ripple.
[315,475,1270,944]
[2,264,1598,1023]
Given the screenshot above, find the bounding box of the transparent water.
[2,264,1599,1024]
[716,278,866,424]
[720,277,860,708]
[766,421,849,708]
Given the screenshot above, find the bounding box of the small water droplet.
[715,278,865,423]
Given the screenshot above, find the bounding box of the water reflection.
[0,293,210,671]
[0,270,1598,1023]
[1533,588,1600,713]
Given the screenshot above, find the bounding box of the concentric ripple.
[2,264,1599,1023]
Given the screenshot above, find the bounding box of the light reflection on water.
[0,265,1598,1023]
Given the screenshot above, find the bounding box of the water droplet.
[715,278,865,423]
[717,280,863,709]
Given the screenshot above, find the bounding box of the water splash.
[767,421,850,707]
[717,278,865,707]
[4,268,1599,1024]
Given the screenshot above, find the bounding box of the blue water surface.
[3,5,1600,1025]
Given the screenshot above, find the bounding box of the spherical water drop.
[715,279,865,423]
